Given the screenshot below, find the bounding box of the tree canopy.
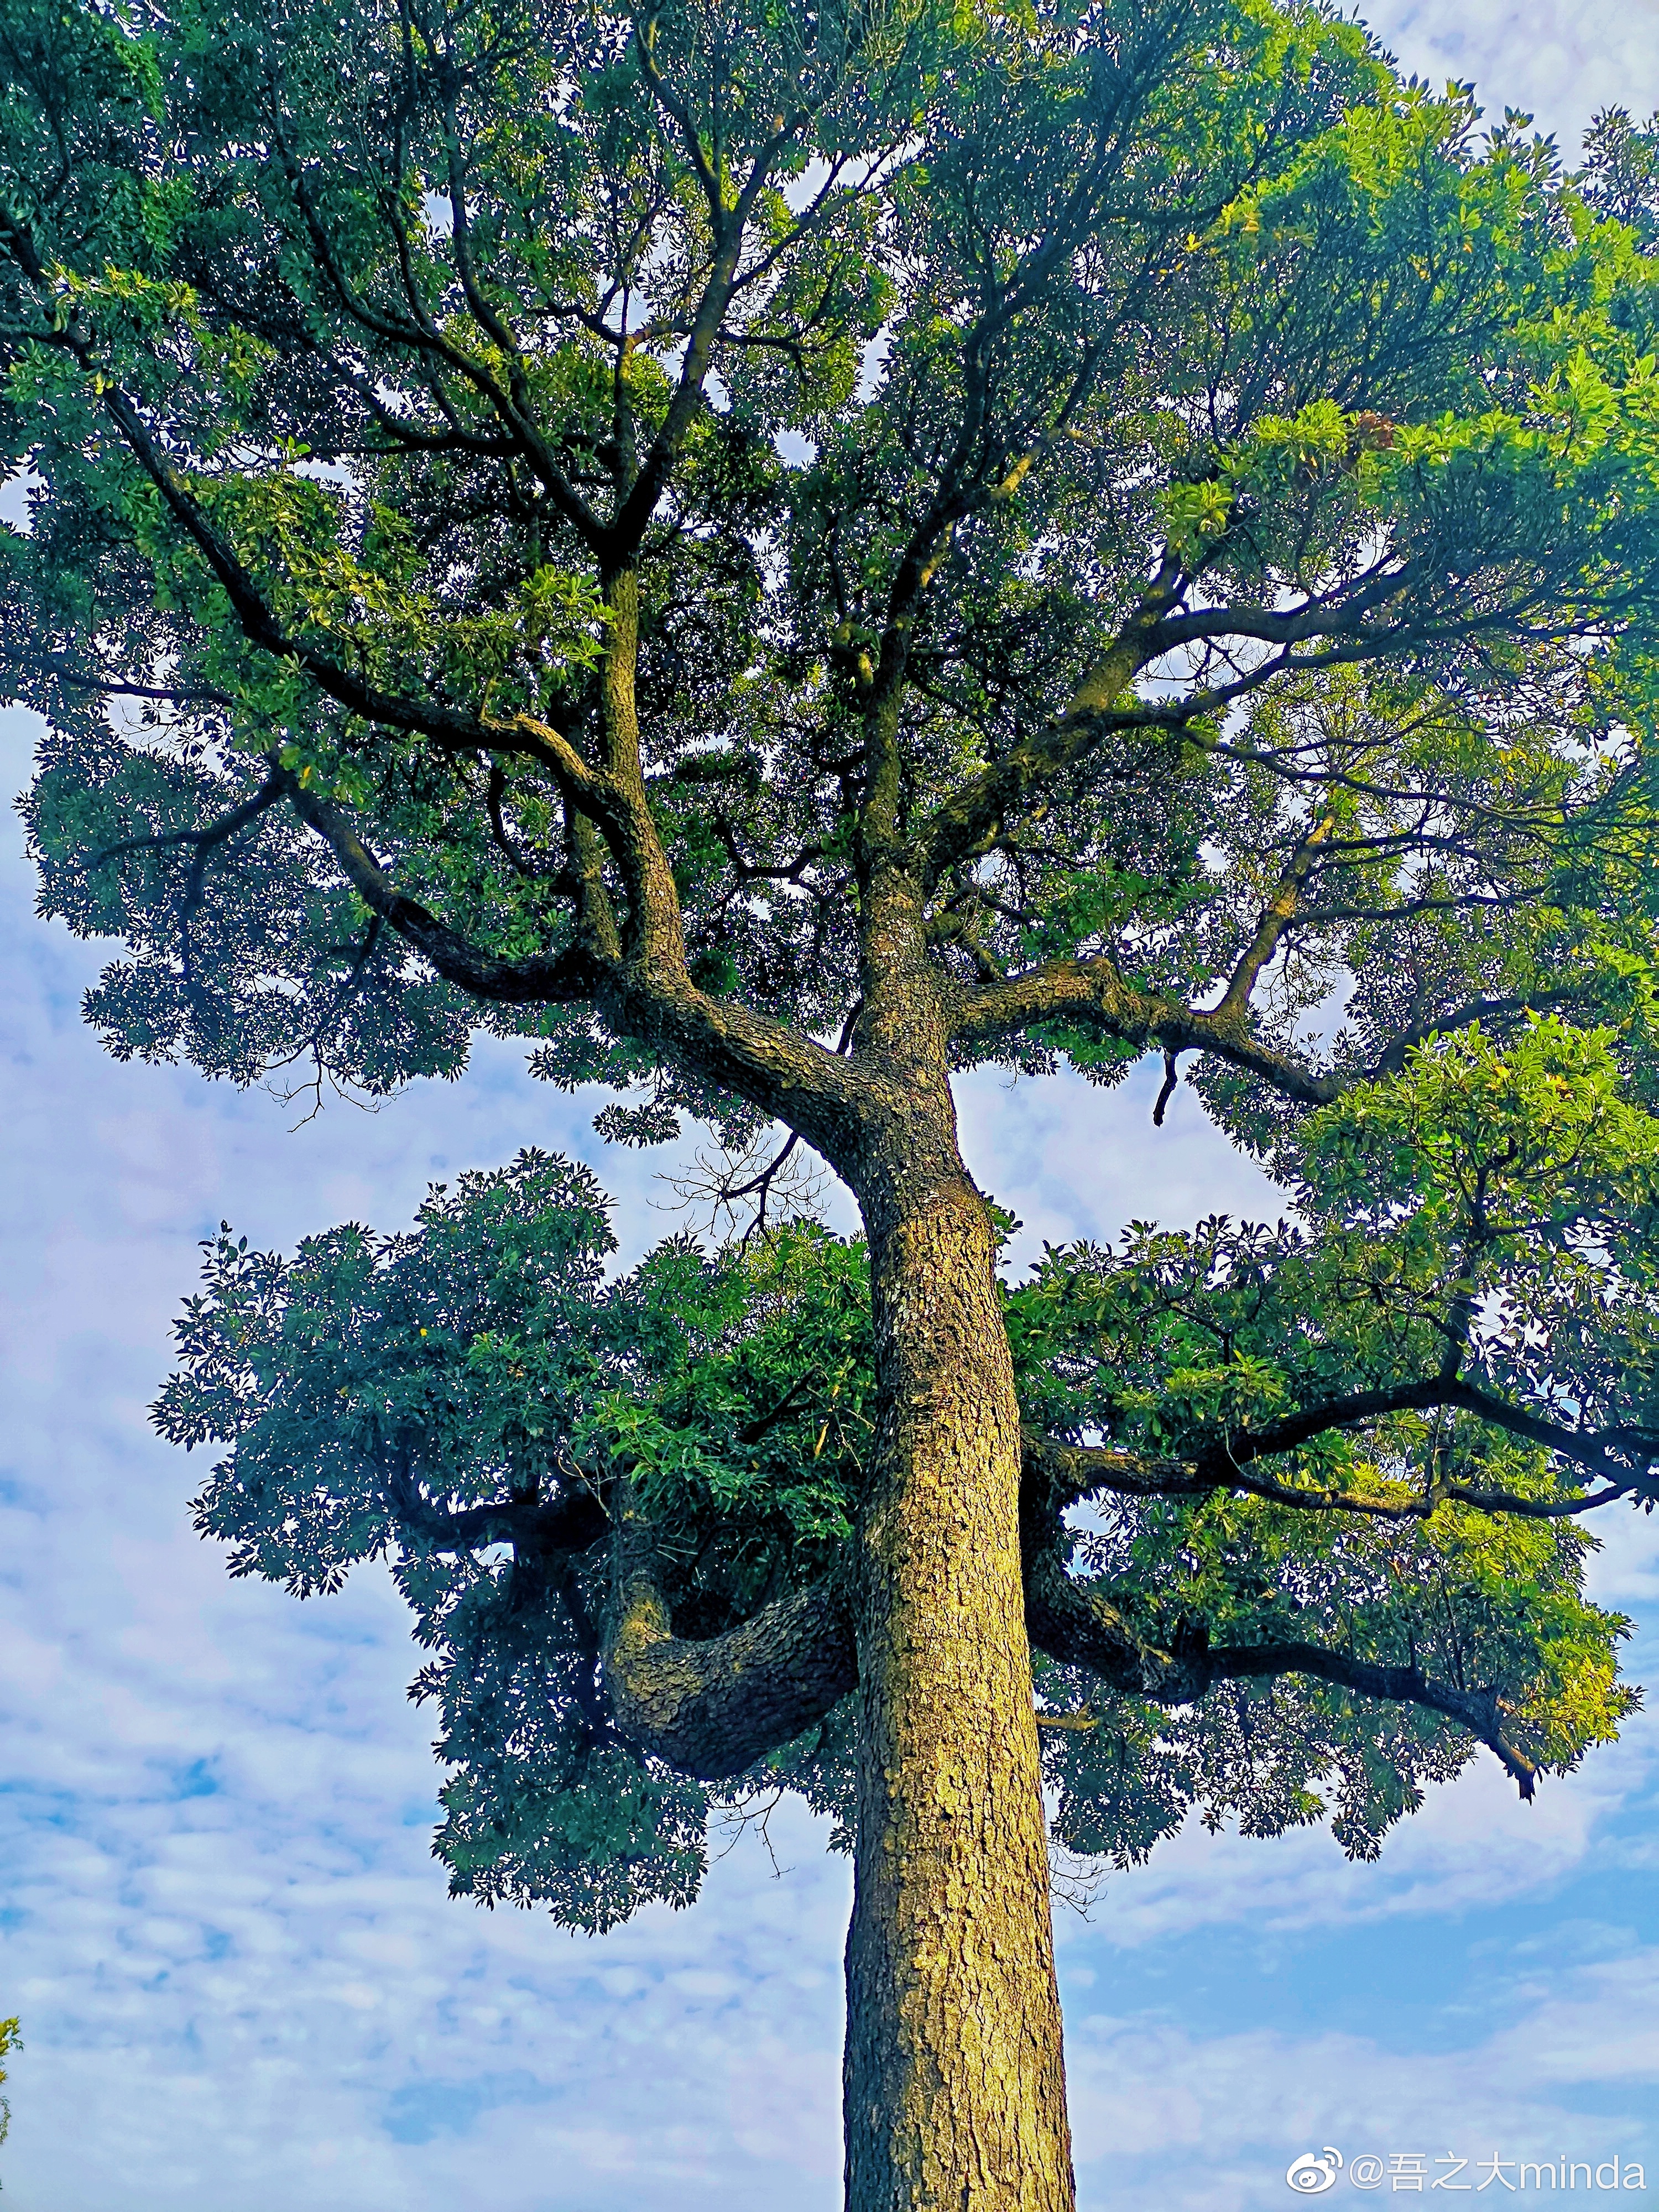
[9,3,1659,1136]
[6,0,1659,2200]
[157,1035,1654,1929]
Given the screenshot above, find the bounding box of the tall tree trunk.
[843,1142,1075,2212]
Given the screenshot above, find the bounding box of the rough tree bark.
[839,851,1075,2212]
[847,1165,1075,2212]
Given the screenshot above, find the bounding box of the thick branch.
[285,774,863,1150]
[1024,1547,1200,1699]
[603,1494,855,1778]
[951,952,1338,1105]
[81,374,858,1141]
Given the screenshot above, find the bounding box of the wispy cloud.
[1363,0,1659,155]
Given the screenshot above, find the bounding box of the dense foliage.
[6,8,1659,1134]
[158,1155,874,1927]
[155,1002,1658,1926]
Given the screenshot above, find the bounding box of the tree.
[4,0,1659,2199]
[0,2015,19,2161]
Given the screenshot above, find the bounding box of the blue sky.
[4,7,1659,2203]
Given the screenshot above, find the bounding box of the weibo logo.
[1287,2150,1344,2195]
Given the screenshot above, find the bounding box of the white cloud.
[1051,1719,1656,1957]
[1066,1942,1659,2209]
[1364,0,1659,150]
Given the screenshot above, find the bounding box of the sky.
[3,5,1659,2206]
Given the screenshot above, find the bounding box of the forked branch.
[950,951,1340,1105]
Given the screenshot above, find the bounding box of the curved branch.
[1029,1431,1444,1521]
[956,957,1600,1114]
[1024,1547,1201,1699]
[912,521,1582,900]
[284,771,608,1004]
[1024,1551,1540,1797]
[915,571,1180,891]
[1151,1048,1182,1126]
[1367,992,1580,1079]
[96,769,285,868]
[603,1490,855,1778]
[1219,1375,1659,1502]
[286,772,863,1144]
[1206,1640,1540,1799]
